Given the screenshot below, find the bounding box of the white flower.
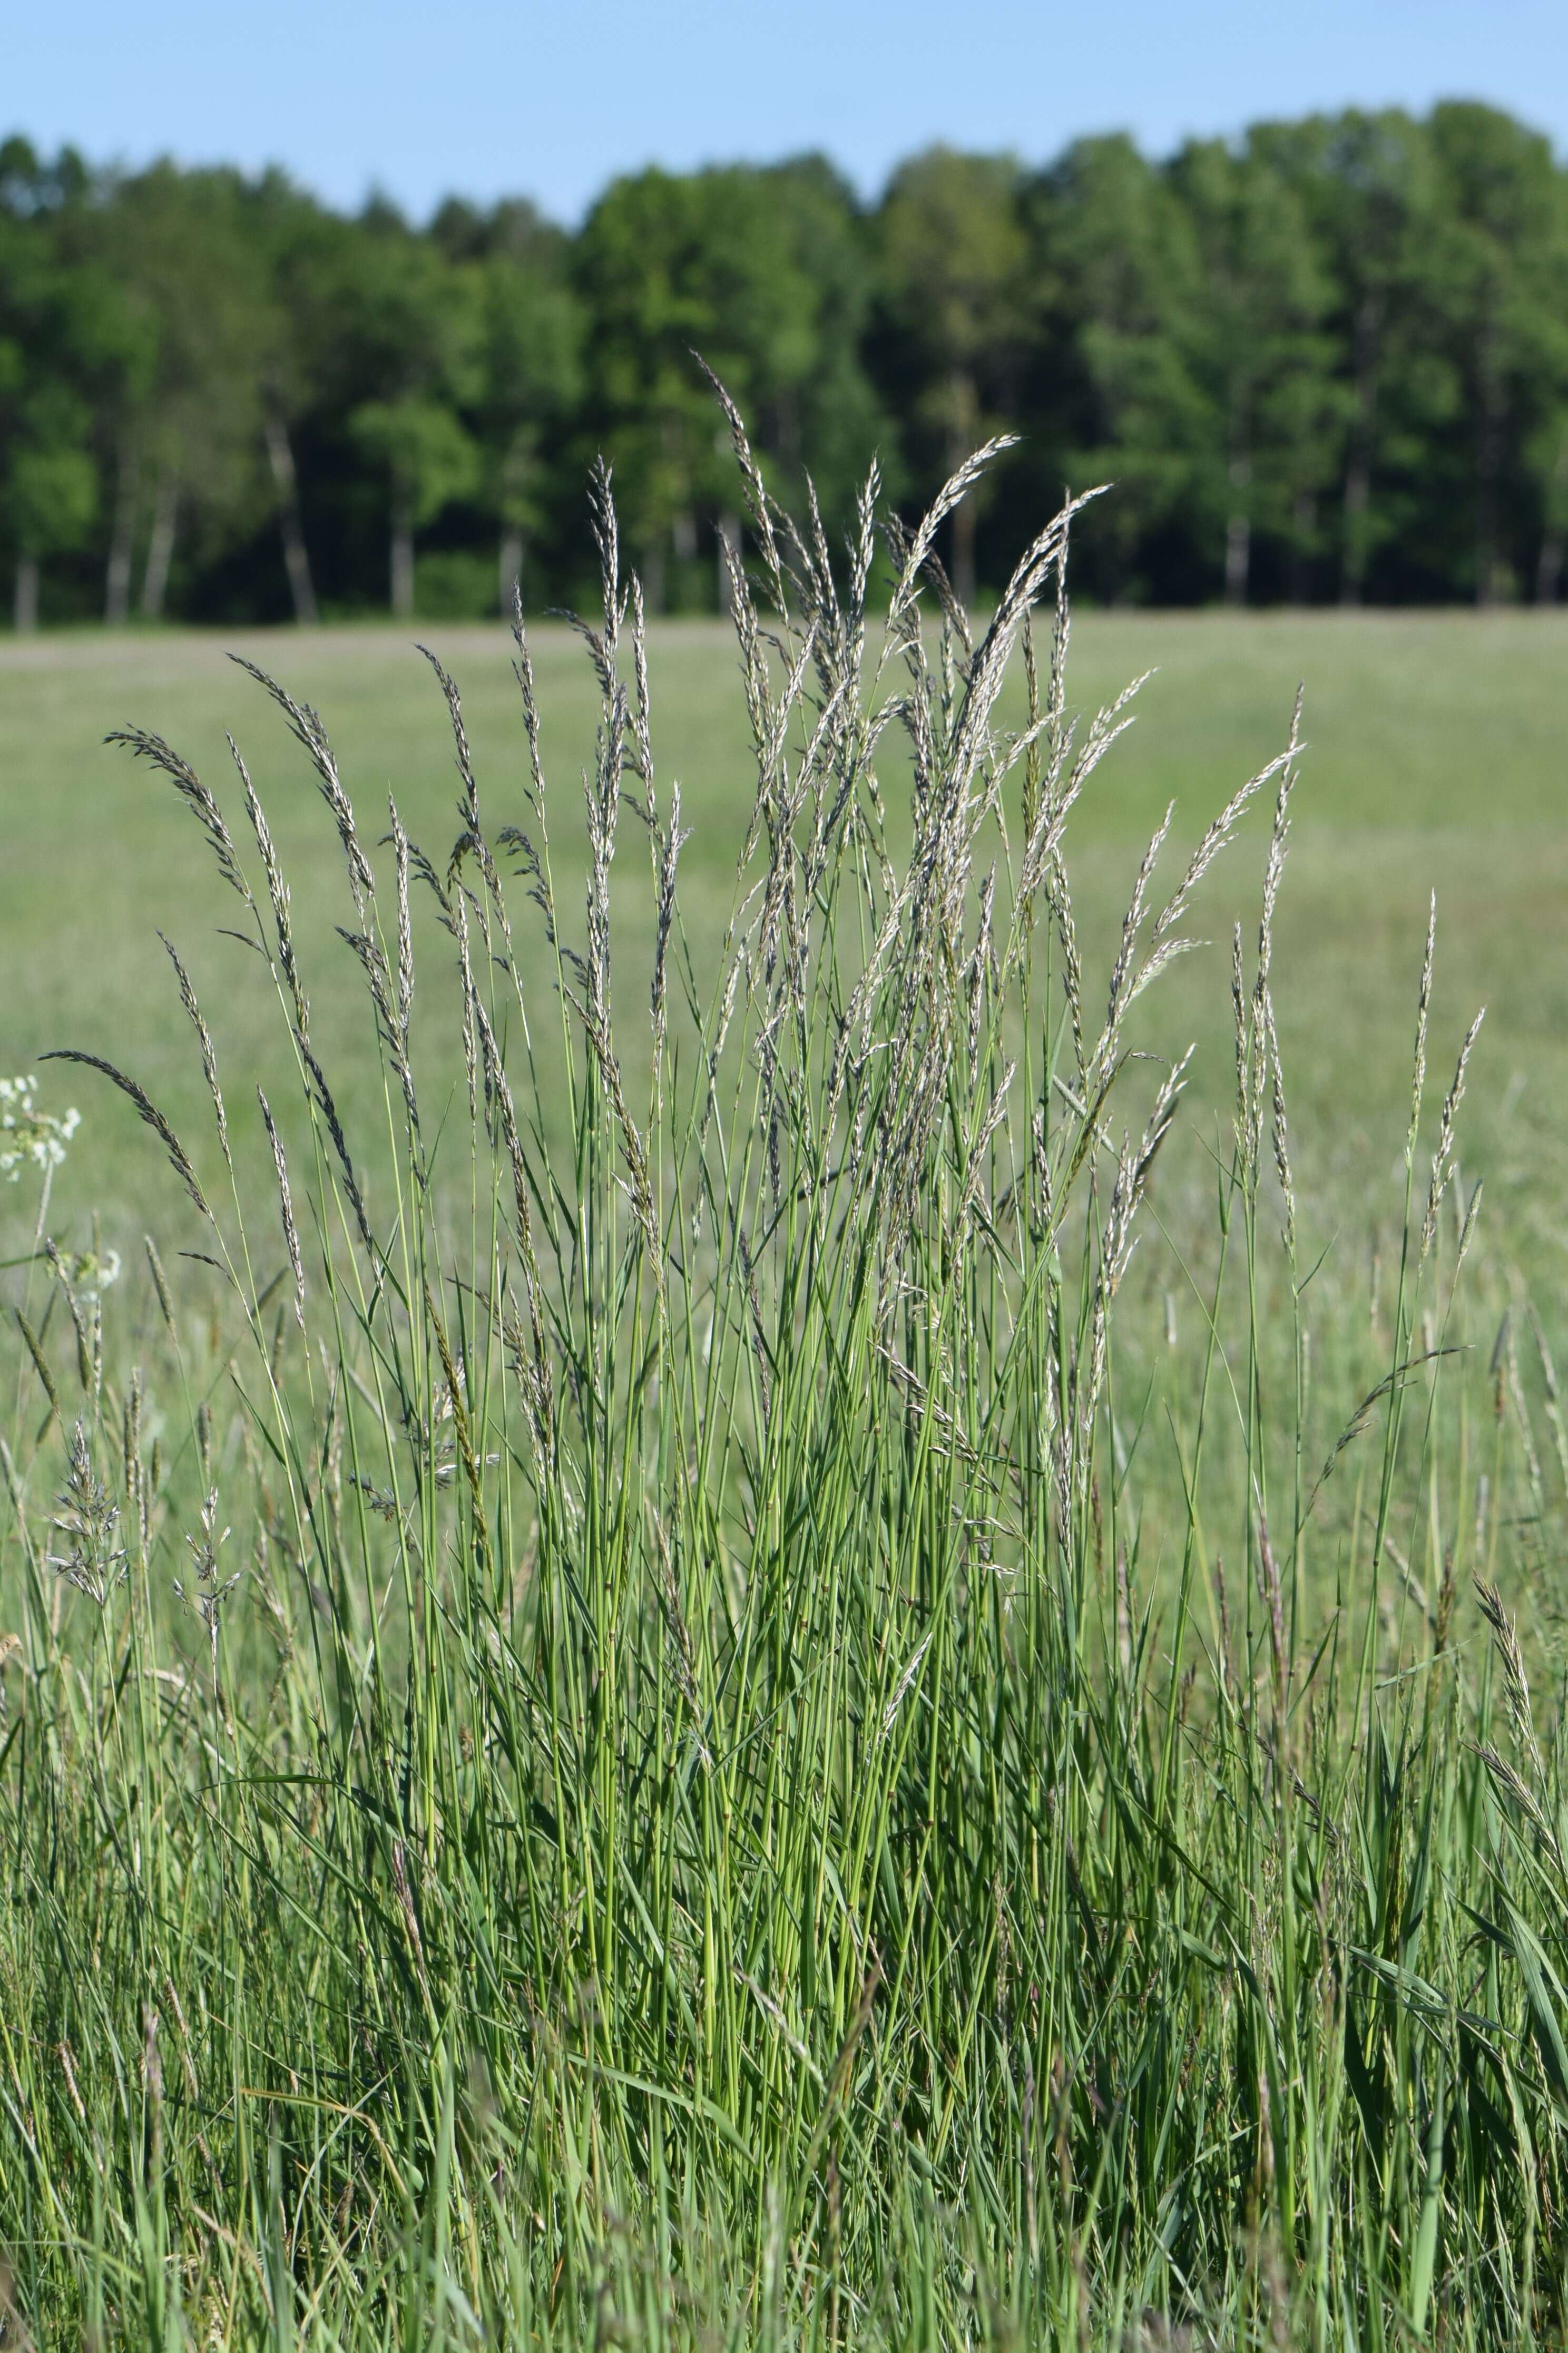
[0,1076,80,1184]
[54,1245,121,1296]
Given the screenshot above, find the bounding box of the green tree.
[1023,134,1208,600]
[874,147,1027,604]
[0,140,123,630]
[1165,138,1336,603]
[350,396,478,616]
[1529,397,1568,602]
[84,163,273,621]
[1253,112,1439,602]
[335,209,482,617]
[576,160,877,608]
[237,173,359,625]
[434,198,584,611]
[1425,103,1568,603]
[747,157,885,531]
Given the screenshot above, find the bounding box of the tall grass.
[1,402,1564,2348]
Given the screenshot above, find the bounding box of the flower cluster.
[52,1244,122,1296]
[0,1076,80,1184]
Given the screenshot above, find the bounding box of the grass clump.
[0,404,1563,2348]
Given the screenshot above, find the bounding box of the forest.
[3,100,1567,626]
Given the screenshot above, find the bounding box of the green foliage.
[6,105,1568,621]
[2,426,1567,2345]
[349,394,479,531]
[1026,131,1207,576]
[1165,137,1337,599]
[874,148,1028,599]
[574,158,881,591]
[0,149,124,591]
[6,436,96,556]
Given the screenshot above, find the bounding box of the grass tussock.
[0,403,1564,2348]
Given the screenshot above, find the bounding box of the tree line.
[4,101,1567,628]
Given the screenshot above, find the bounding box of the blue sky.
[7,0,1563,221]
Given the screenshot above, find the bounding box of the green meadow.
[5,608,1566,1250]
[4,569,1568,2347]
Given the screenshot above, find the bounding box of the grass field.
[4,539,1568,2348]
[5,608,1566,1275]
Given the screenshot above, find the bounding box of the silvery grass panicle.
[174,1487,239,1682]
[47,1419,126,1607]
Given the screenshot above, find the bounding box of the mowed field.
[2,607,1565,1290]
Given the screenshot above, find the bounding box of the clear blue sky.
[7,0,1564,223]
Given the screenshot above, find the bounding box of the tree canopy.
[2,107,1567,626]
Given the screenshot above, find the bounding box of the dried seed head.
[230,658,374,910]
[108,727,254,910]
[1423,1009,1485,1258]
[1264,990,1295,1255]
[1408,891,1436,1167]
[159,933,230,1172]
[1255,686,1303,1000]
[1475,1577,1543,1778]
[47,1420,126,1606]
[257,1089,305,1334]
[42,1051,210,1223]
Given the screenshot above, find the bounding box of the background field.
[5,598,1568,2347]
[4,607,1565,1301]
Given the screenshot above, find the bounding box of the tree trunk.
[1535,432,1568,604]
[262,407,319,625]
[716,512,741,618]
[776,386,801,473]
[390,495,415,620]
[1288,491,1317,607]
[13,556,38,634]
[1340,455,1370,606]
[641,539,667,614]
[498,528,524,616]
[140,464,179,620]
[1224,453,1251,607]
[947,368,981,610]
[1475,315,1505,609]
[1340,292,1383,607]
[951,498,978,612]
[105,435,137,624]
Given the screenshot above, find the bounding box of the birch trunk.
[1288,491,1316,607]
[641,539,667,614]
[1340,292,1383,607]
[946,370,981,610]
[1224,453,1251,607]
[140,464,179,620]
[390,495,415,620]
[105,436,138,625]
[1535,431,1568,604]
[498,528,524,615]
[263,408,319,624]
[13,557,38,634]
[1475,314,1505,608]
